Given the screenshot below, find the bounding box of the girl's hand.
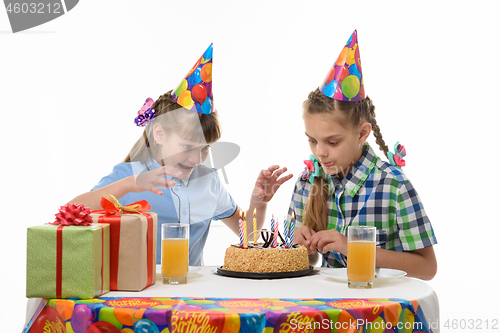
[251,165,293,204]
[132,166,182,195]
[308,229,348,256]
[294,225,317,255]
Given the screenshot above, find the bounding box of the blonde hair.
[301,88,388,231]
[124,90,221,163]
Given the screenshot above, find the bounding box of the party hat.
[319,30,365,102]
[171,43,214,114]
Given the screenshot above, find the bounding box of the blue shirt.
[288,145,437,268]
[92,159,237,265]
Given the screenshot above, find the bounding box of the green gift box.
[26,224,110,299]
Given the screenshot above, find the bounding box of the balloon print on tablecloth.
[274,310,330,333]
[48,299,76,322]
[120,329,135,333]
[328,300,383,324]
[364,316,387,333]
[70,304,93,333]
[143,309,168,327]
[171,44,214,114]
[221,312,240,333]
[98,307,123,330]
[85,321,120,333]
[377,300,403,327]
[30,306,67,333]
[319,30,365,102]
[238,313,265,333]
[113,307,146,327]
[133,319,160,333]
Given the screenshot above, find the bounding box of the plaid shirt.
[287,145,437,268]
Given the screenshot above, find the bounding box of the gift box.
[26,223,110,299]
[91,195,157,291]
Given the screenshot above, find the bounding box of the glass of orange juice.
[161,223,189,285]
[347,226,376,289]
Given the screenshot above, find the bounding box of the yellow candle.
[243,212,248,248]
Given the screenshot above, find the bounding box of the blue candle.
[290,211,296,247]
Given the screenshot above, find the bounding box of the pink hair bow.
[302,154,321,184]
[134,98,156,127]
[388,142,406,169]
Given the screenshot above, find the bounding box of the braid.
[304,88,336,115]
[153,91,176,116]
[364,97,389,159]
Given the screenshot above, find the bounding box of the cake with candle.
[222,229,310,273]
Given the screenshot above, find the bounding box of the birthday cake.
[222,230,310,273]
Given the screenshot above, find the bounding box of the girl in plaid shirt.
[290,31,437,280]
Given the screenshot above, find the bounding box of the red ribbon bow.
[94,195,151,216]
[50,203,93,226]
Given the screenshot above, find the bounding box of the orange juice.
[347,241,376,282]
[162,238,189,278]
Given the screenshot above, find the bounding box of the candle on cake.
[243,211,248,249]
[284,215,289,248]
[290,211,296,247]
[273,217,278,248]
[238,211,244,248]
[253,208,257,245]
[270,215,275,248]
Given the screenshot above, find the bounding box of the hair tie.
[134,98,156,127]
[302,154,321,184]
[388,141,406,169]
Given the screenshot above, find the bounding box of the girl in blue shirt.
[68,45,292,265]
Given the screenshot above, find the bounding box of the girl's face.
[303,112,371,179]
[154,125,210,180]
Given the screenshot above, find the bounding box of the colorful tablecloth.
[28,296,434,333]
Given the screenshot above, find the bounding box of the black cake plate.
[216,265,318,279]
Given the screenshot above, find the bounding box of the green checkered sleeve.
[397,179,437,251]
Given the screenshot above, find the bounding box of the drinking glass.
[347,226,376,289]
[161,223,189,284]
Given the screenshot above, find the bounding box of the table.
[25,266,439,333]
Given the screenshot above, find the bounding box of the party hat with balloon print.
[171,43,214,114]
[319,30,365,102]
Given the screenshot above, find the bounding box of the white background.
[1,1,499,332]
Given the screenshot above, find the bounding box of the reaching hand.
[132,166,182,195]
[308,229,348,256]
[294,225,317,255]
[251,165,293,204]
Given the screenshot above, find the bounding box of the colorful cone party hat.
[171,43,214,114]
[319,30,365,102]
